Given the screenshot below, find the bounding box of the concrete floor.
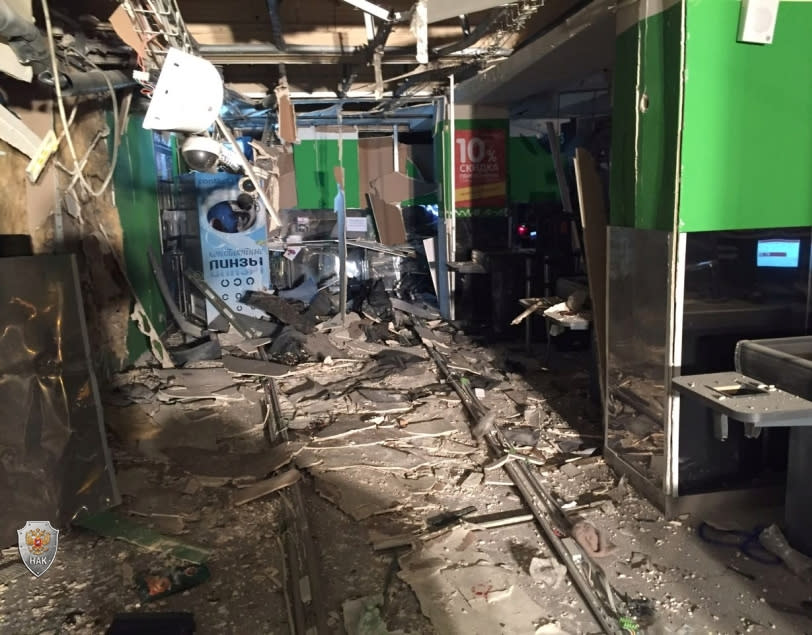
[1,332,810,635]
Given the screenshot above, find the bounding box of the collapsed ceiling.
[1,0,602,130]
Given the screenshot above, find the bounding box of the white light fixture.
[180,135,221,172]
[738,0,780,45]
[143,48,224,133]
[341,0,391,22]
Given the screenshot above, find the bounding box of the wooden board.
[574,148,607,402]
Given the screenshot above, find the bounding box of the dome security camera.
[181,135,222,172]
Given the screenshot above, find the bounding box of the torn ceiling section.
[4,1,812,634]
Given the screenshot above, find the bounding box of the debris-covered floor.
[2,309,812,635]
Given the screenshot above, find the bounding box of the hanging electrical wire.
[40,0,121,199]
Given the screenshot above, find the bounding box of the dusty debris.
[162,442,303,486]
[571,521,616,558]
[242,289,322,333]
[529,557,567,588]
[760,524,812,580]
[223,355,292,377]
[503,426,541,447]
[348,389,412,415]
[233,468,301,506]
[313,469,403,521]
[312,416,378,441]
[285,377,328,404]
[398,528,547,634]
[342,594,403,635]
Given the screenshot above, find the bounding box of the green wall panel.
[610,3,682,231]
[508,136,559,204]
[294,139,360,209]
[679,1,812,232]
[112,116,165,363]
[609,19,639,228]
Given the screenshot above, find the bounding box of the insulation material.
[0,139,30,236]
[82,234,133,367]
[97,226,174,369]
[411,0,429,64]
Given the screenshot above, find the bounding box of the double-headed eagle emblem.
[25,528,51,556]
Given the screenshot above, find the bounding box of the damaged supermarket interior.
[2,0,812,633]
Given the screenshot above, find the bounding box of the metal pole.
[448,75,456,321]
[393,124,399,172]
[436,110,450,318]
[421,338,632,635]
[525,255,532,351]
[338,185,347,324]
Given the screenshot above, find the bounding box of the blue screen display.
[756,239,801,268]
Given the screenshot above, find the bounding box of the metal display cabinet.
[604,227,812,518]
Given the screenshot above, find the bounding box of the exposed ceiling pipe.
[265,0,288,83]
[44,68,137,95]
[199,43,506,65]
[392,61,481,99]
[338,19,392,98]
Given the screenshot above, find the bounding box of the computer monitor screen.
[756,239,801,268]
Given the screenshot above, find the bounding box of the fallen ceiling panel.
[428,0,520,24]
[455,0,616,105]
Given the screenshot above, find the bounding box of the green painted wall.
[508,136,559,204]
[294,139,360,209]
[112,116,166,362]
[610,3,682,231]
[679,1,812,232]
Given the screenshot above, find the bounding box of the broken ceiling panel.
[428,0,520,24]
[177,0,464,49]
[455,0,616,105]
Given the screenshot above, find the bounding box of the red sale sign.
[454,128,507,208]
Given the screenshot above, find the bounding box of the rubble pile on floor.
[3,287,812,633]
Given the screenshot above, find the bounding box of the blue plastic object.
[207,201,239,233]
